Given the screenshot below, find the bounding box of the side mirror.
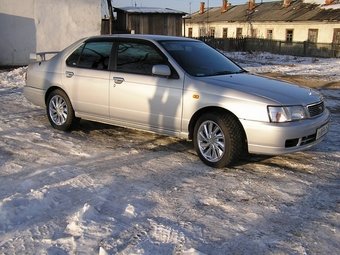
[152,65,171,77]
[29,53,37,61]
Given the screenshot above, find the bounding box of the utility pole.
[106,0,113,34]
[207,0,209,36]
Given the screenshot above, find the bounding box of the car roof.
[84,34,199,42]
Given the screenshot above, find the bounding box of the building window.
[308,29,318,43]
[199,27,205,37]
[188,28,193,38]
[286,29,293,42]
[236,28,243,38]
[223,28,228,38]
[267,29,273,39]
[210,27,215,37]
[251,28,258,38]
[332,29,340,44]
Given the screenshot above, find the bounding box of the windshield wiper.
[206,70,246,76]
[206,70,235,76]
[235,69,247,73]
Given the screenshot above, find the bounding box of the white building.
[185,0,340,44]
[0,0,102,66]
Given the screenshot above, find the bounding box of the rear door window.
[66,41,113,70]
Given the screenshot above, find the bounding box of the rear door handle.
[65,71,74,78]
[113,77,124,84]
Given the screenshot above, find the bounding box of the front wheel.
[194,112,244,168]
[46,89,80,131]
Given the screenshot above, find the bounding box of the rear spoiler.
[29,51,60,62]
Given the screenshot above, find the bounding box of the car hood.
[200,73,322,105]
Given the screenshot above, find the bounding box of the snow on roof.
[304,0,340,9]
[321,3,340,9]
[189,0,340,23]
[114,6,186,14]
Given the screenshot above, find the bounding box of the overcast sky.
[110,0,276,13]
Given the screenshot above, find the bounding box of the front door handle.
[113,77,124,84]
[65,71,74,78]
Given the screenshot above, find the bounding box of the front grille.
[308,101,324,118]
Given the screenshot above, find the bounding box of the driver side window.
[117,42,166,75]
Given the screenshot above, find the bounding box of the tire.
[46,89,80,131]
[194,112,244,168]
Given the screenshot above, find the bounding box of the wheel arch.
[188,106,248,152]
[44,86,68,106]
[45,87,80,131]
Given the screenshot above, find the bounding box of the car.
[24,34,330,168]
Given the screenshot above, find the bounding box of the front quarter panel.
[182,75,273,124]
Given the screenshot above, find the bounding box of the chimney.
[199,2,205,14]
[222,0,228,13]
[248,0,255,11]
[283,0,291,7]
[325,0,334,5]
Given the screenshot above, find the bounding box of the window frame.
[210,27,215,37]
[308,29,318,43]
[113,39,168,76]
[332,29,340,44]
[266,29,273,40]
[223,28,228,38]
[236,28,243,38]
[66,38,179,78]
[251,28,258,38]
[286,29,294,42]
[199,27,205,37]
[188,27,193,38]
[65,38,115,71]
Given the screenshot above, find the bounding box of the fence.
[199,37,340,58]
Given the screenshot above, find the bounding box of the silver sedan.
[24,34,330,167]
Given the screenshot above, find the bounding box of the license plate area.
[316,123,329,140]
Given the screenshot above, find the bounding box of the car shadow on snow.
[70,118,337,170]
[71,119,195,153]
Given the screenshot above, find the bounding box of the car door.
[61,41,114,118]
[109,40,183,135]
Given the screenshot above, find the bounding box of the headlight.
[268,106,307,122]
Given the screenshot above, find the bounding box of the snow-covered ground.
[0,53,339,254]
[226,51,340,80]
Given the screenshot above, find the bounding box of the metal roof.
[188,0,340,23]
[114,7,187,15]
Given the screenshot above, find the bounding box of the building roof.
[114,7,187,15]
[188,0,340,23]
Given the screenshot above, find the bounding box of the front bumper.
[240,109,331,155]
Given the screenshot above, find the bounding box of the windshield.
[159,40,244,77]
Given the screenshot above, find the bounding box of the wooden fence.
[199,37,340,58]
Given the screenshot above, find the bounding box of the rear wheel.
[46,89,80,131]
[194,112,244,168]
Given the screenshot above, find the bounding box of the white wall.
[186,21,340,43]
[0,0,101,66]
